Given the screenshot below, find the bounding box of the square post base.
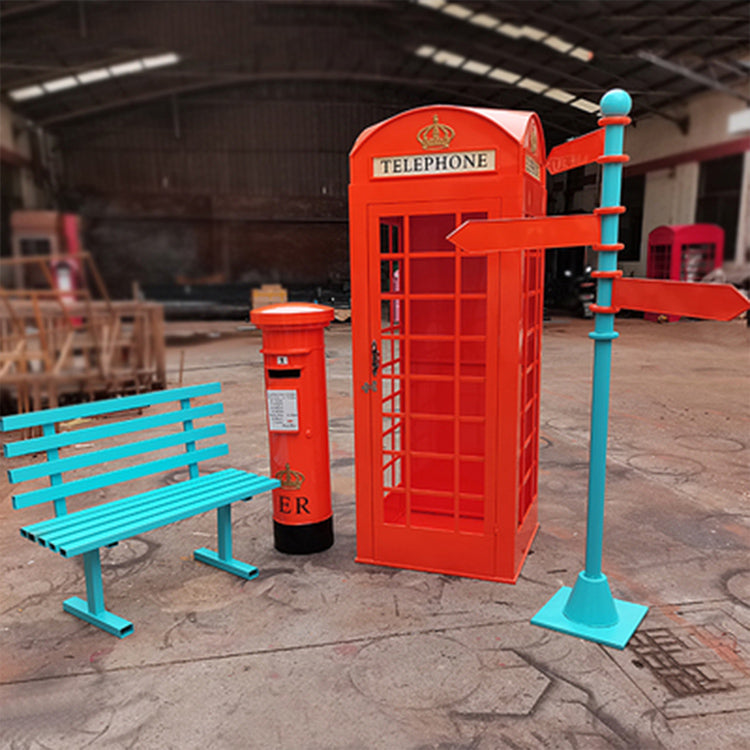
[63,597,134,638]
[194,548,259,580]
[531,585,647,649]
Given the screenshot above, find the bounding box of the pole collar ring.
[597,115,632,127]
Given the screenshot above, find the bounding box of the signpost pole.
[531,89,648,648]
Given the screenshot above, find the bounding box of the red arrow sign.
[546,129,605,174]
[613,278,750,321]
[448,214,600,254]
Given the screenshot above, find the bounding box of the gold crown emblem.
[275,463,305,490]
[417,115,455,150]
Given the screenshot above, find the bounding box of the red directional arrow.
[448,214,600,254]
[613,277,750,321]
[546,128,605,174]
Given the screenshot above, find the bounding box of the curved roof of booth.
[350,105,539,157]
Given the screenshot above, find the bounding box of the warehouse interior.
[1,2,750,748]
[2,0,749,305]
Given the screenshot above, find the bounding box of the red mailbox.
[349,105,546,582]
[646,223,725,322]
[251,303,335,553]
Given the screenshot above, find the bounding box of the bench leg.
[63,549,134,638]
[194,504,259,580]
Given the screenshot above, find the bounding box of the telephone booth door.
[369,200,500,578]
[350,105,545,582]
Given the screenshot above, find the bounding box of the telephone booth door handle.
[371,340,380,378]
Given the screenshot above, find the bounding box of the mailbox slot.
[268,369,302,379]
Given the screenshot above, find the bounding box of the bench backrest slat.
[9,423,227,484]
[0,382,221,432]
[12,444,229,510]
[43,422,68,517]
[3,402,224,458]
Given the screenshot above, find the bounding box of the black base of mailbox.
[274,516,334,554]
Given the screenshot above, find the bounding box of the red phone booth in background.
[10,211,85,318]
[646,223,725,321]
[349,106,546,582]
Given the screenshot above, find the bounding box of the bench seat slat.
[37,472,268,554]
[20,470,279,558]
[12,445,229,509]
[4,402,223,458]
[9,424,227,483]
[0,382,222,432]
[43,472,271,556]
[23,469,251,545]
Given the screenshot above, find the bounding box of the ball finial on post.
[599,88,632,117]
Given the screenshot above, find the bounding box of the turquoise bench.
[1,382,279,638]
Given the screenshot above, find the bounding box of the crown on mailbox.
[275,463,305,490]
[417,115,455,150]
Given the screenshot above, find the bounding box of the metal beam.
[637,50,750,103]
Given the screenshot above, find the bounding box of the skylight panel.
[441,2,473,19]
[488,67,521,84]
[77,68,110,84]
[414,0,594,63]
[469,13,499,30]
[433,50,465,68]
[109,60,144,77]
[570,98,601,113]
[544,88,576,103]
[412,44,592,114]
[8,53,181,103]
[142,52,180,69]
[42,76,78,93]
[8,85,44,101]
[517,77,548,94]
[462,59,492,76]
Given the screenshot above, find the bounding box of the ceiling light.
[570,47,595,62]
[543,36,574,54]
[416,1,594,63]
[77,68,110,84]
[463,59,491,76]
[469,13,499,30]
[109,60,144,76]
[517,77,548,94]
[497,23,524,39]
[488,67,521,84]
[415,45,437,58]
[142,52,180,69]
[8,85,44,101]
[7,52,181,104]
[42,76,78,93]
[519,25,547,42]
[412,44,594,115]
[544,88,576,103]
[441,3,473,19]
[570,99,600,113]
[433,50,465,68]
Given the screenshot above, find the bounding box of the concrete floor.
[1,316,749,749]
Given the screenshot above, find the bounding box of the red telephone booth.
[349,105,546,582]
[646,224,725,321]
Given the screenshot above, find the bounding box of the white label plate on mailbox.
[267,390,299,431]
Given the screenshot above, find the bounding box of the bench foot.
[63,597,134,638]
[193,548,259,580]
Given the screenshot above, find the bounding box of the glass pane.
[409,214,455,253]
[410,257,455,294]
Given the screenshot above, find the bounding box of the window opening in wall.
[620,174,645,262]
[696,153,743,261]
